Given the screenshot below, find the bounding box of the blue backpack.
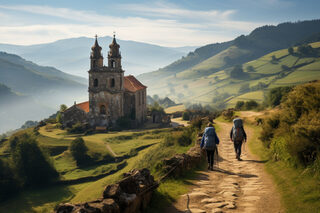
[203,127,216,150]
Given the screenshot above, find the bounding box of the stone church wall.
[62,106,87,128]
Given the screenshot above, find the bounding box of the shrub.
[259,113,280,147]
[230,65,245,78]
[265,86,292,107]
[10,133,59,186]
[0,159,19,201]
[235,101,245,110]
[261,81,320,171]
[244,100,259,110]
[182,111,190,121]
[288,47,294,55]
[178,128,195,147]
[67,122,87,134]
[222,109,234,121]
[247,65,256,72]
[70,137,90,166]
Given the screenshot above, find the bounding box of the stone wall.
[160,135,206,179]
[55,169,158,213]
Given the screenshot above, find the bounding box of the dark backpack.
[203,127,216,150]
[232,118,244,142]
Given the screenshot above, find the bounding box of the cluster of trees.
[0,133,59,201]
[229,65,247,79]
[235,100,259,110]
[287,44,319,57]
[265,86,293,107]
[260,81,320,173]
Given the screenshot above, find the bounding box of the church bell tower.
[88,34,125,127]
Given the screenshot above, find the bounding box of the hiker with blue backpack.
[200,123,220,171]
[230,118,247,161]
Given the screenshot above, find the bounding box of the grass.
[0,124,192,212]
[227,91,264,106]
[0,182,89,213]
[165,104,185,114]
[144,42,320,108]
[243,118,320,213]
[145,163,207,213]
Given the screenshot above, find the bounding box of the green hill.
[138,20,320,107]
[140,41,320,107]
[138,20,320,90]
[0,52,88,133]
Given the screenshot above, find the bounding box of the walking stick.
[215,146,219,169]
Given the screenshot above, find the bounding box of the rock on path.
[166,121,282,213]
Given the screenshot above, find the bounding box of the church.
[62,35,147,128]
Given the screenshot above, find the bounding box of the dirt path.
[167,120,282,213]
[104,142,118,157]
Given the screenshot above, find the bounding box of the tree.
[56,104,68,124]
[70,137,89,166]
[288,47,294,55]
[235,101,245,110]
[10,133,58,186]
[247,66,256,72]
[266,86,293,107]
[297,44,317,57]
[244,100,259,110]
[271,55,278,64]
[0,159,19,201]
[60,104,67,112]
[182,111,190,121]
[230,65,245,78]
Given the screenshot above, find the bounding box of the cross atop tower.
[113,31,116,38]
[95,34,98,39]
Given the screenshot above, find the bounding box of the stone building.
[62,35,147,128]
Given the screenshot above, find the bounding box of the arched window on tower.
[111,78,115,88]
[100,105,106,114]
[111,60,116,68]
[94,79,98,87]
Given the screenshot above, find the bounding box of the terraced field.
[146,42,320,107]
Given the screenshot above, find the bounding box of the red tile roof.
[76,101,89,113]
[124,75,147,93]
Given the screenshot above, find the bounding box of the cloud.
[0,3,266,46]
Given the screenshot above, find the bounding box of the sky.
[0,0,319,47]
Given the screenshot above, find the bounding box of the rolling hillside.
[0,36,197,78]
[138,20,320,90]
[0,52,87,133]
[138,20,320,107]
[141,42,320,107]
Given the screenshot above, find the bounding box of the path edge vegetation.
[242,82,320,213]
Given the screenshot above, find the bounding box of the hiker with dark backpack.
[230,118,247,161]
[200,123,220,170]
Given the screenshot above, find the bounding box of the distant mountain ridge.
[136,20,320,110]
[139,19,320,84]
[0,52,87,133]
[0,37,197,78]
